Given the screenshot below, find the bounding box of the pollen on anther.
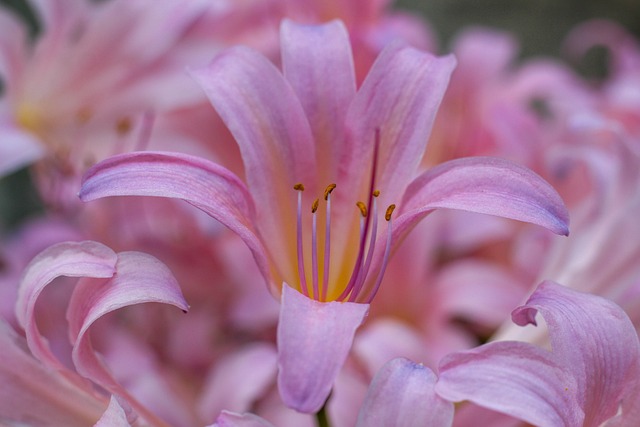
[385,204,396,221]
[324,183,336,200]
[293,183,305,191]
[373,190,380,197]
[311,198,319,213]
[356,201,368,217]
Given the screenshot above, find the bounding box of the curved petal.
[15,241,118,371]
[67,251,188,427]
[189,46,317,283]
[79,151,272,289]
[395,157,570,243]
[512,281,640,426]
[356,358,453,427]
[436,341,583,427]
[210,411,275,427]
[0,319,106,426]
[277,283,369,413]
[342,43,456,209]
[280,19,356,183]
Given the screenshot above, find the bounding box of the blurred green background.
[399,0,640,57]
[1,0,639,230]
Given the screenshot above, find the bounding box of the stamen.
[349,193,380,302]
[322,185,336,301]
[339,129,382,301]
[365,205,395,303]
[385,204,396,221]
[311,198,319,300]
[324,183,336,200]
[356,201,368,217]
[294,184,309,296]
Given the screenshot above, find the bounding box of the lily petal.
[0,122,45,177]
[15,241,118,371]
[343,43,456,208]
[198,344,278,422]
[512,281,640,426]
[280,19,356,182]
[94,396,133,427]
[79,151,272,288]
[190,46,316,282]
[67,251,188,425]
[0,319,106,426]
[277,283,369,413]
[395,156,570,242]
[436,341,583,427]
[210,411,275,427]
[356,358,454,427]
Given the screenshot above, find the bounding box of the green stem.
[315,400,331,427]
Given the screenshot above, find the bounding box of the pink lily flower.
[79,19,569,413]
[436,281,640,426]
[8,240,189,426]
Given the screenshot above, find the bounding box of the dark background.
[1,0,640,229]
[398,0,640,57]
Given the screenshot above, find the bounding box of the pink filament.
[349,195,379,302]
[364,217,393,303]
[321,192,332,302]
[296,189,309,297]
[311,207,319,300]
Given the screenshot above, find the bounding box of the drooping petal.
[280,19,356,182]
[15,241,118,371]
[79,151,272,289]
[512,281,640,426]
[0,319,106,426]
[66,251,188,426]
[356,358,454,427]
[436,341,583,426]
[277,283,369,413]
[209,411,275,427]
[94,396,133,427]
[342,43,456,209]
[395,156,570,243]
[190,46,317,284]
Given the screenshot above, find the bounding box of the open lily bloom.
[80,19,569,413]
[9,240,189,426]
[436,281,640,426]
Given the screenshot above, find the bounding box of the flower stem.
[315,400,331,427]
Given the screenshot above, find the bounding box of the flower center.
[293,130,395,303]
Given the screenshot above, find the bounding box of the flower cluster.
[0,1,639,426]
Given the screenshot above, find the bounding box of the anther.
[116,117,132,135]
[373,190,380,197]
[385,204,396,221]
[324,184,336,200]
[294,183,305,191]
[356,201,368,217]
[311,198,319,213]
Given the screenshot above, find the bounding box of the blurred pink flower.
[7,240,188,426]
[437,281,640,426]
